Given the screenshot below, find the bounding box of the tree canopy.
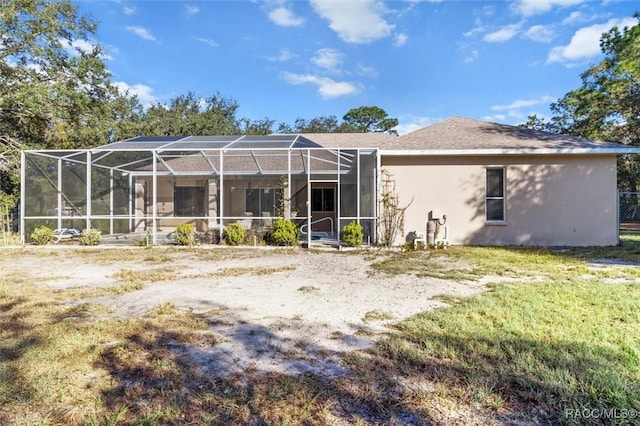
[0,1,400,208]
[521,14,640,191]
[0,0,122,204]
[342,106,399,134]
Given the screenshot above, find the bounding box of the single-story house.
[20,116,639,246]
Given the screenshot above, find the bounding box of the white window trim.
[485,167,506,225]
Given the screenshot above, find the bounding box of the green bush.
[268,218,300,246]
[224,222,245,246]
[31,225,54,245]
[342,221,364,247]
[138,229,152,246]
[175,223,196,246]
[78,228,101,246]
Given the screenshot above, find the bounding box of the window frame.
[174,185,205,217]
[485,167,506,224]
[311,187,335,212]
[244,187,282,217]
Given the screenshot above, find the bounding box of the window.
[486,168,505,222]
[174,186,205,217]
[312,188,335,212]
[245,188,282,216]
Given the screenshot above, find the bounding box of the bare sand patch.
[1,247,486,378]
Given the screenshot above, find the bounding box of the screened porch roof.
[24,134,374,177]
[92,134,323,151]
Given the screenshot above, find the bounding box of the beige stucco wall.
[382,154,619,246]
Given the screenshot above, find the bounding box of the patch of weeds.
[430,294,463,305]
[362,310,395,323]
[291,314,302,321]
[150,302,177,316]
[111,267,176,284]
[65,282,145,299]
[297,285,319,293]
[329,331,343,339]
[354,328,375,337]
[216,265,296,277]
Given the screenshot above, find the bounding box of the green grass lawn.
[0,236,639,425]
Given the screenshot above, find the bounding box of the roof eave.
[380,148,640,156]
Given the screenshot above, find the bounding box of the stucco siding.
[382,154,618,246]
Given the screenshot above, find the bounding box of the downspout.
[20,151,25,244]
[152,150,157,245]
[375,148,381,245]
[109,168,114,235]
[617,188,621,246]
[57,158,63,231]
[86,151,91,231]
[219,150,224,238]
[336,149,341,247]
[307,149,311,249]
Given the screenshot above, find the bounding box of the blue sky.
[76,0,639,134]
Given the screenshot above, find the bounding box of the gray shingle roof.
[383,116,635,153]
[296,132,397,148]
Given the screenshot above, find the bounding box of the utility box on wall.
[429,210,442,221]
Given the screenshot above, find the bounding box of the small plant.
[31,225,54,245]
[268,218,299,246]
[175,223,196,246]
[78,228,101,246]
[224,222,245,246]
[379,170,413,247]
[138,229,152,246]
[342,221,364,247]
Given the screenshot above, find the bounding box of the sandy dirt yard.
[2,246,487,378]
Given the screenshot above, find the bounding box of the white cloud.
[311,48,343,70]
[310,0,394,44]
[487,95,555,122]
[514,0,586,17]
[60,38,113,60]
[464,49,479,63]
[357,63,379,78]
[113,81,157,106]
[463,25,487,38]
[282,72,359,99]
[547,17,637,64]
[395,116,439,135]
[268,6,304,27]
[185,5,200,16]
[126,26,156,41]
[562,11,585,25]
[482,113,508,122]
[394,33,408,47]
[484,23,522,42]
[195,37,219,47]
[491,95,556,111]
[123,6,136,15]
[522,24,554,42]
[268,48,295,62]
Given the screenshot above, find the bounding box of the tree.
[277,116,341,133]
[521,15,640,191]
[341,106,399,134]
[0,0,124,205]
[139,92,242,136]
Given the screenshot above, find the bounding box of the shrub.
[201,229,220,244]
[31,225,54,245]
[268,218,299,246]
[78,228,101,246]
[175,223,196,246]
[342,221,364,247]
[224,222,245,246]
[138,229,152,246]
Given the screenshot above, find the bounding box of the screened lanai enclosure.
[21,135,379,246]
